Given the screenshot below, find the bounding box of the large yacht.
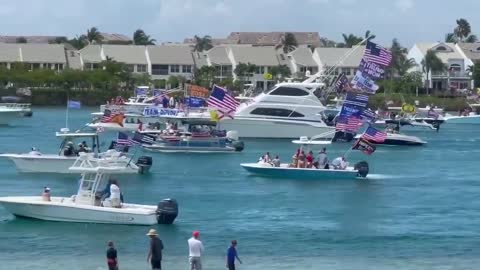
[220,82,333,139]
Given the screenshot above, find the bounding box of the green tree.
[341,33,363,48]
[445,33,458,43]
[68,35,88,50]
[364,30,376,41]
[421,50,446,92]
[133,29,156,45]
[269,65,292,81]
[193,35,213,52]
[16,37,27,43]
[167,76,180,88]
[194,66,216,87]
[51,37,68,44]
[86,27,103,44]
[454,18,472,41]
[282,32,298,53]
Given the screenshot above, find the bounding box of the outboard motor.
[226,130,239,141]
[354,161,369,178]
[136,156,153,174]
[232,141,245,152]
[156,198,178,224]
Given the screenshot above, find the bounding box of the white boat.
[0,153,178,225]
[0,103,31,125]
[241,161,368,180]
[219,82,334,138]
[444,104,480,124]
[354,132,426,146]
[0,128,147,174]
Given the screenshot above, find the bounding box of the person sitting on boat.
[315,148,329,169]
[306,151,314,168]
[297,151,306,168]
[289,149,300,167]
[77,143,88,155]
[332,156,348,170]
[42,187,51,202]
[262,152,272,163]
[271,155,281,167]
[29,147,41,156]
[102,180,122,208]
[63,141,76,157]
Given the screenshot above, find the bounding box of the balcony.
[431,71,470,78]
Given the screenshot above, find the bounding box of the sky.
[0,0,479,47]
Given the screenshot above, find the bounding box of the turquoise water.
[1,108,480,270]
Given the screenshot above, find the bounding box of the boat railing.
[0,103,31,110]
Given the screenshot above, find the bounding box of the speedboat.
[219,81,334,138]
[241,161,368,180]
[0,103,32,125]
[0,153,177,225]
[444,104,480,124]
[0,128,150,174]
[354,132,426,146]
[142,120,245,153]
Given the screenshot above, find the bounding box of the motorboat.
[354,133,426,146]
[0,153,178,225]
[241,161,368,180]
[0,128,150,174]
[0,103,32,125]
[444,103,480,124]
[141,120,245,153]
[219,81,334,138]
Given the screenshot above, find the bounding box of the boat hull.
[445,115,480,124]
[219,118,334,139]
[0,154,139,174]
[144,145,237,153]
[240,163,360,180]
[0,196,158,225]
[354,134,426,146]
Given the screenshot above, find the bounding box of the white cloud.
[395,0,414,12]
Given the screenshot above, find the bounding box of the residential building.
[80,45,149,73]
[314,46,365,78]
[457,42,480,64]
[227,32,322,48]
[408,43,472,90]
[287,47,319,76]
[148,45,195,80]
[0,43,67,70]
[99,33,132,45]
[0,35,66,44]
[193,46,234,81]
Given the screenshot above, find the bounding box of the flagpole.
[65,93,69,129]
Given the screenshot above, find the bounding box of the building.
[99,33,132,45]
[408,42,473,90]
[226,32,322,48]
[147,45,195,80]
[457,42,480,64]
[287,47,319,76]
[314,46,365,78]
[0,35,67,44]
[0,43,67,70]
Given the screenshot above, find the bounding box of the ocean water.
[1,108,480,270]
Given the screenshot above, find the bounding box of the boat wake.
[364,174,400,180]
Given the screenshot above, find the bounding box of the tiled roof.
[148,45,194,65]
[315,46,366,67]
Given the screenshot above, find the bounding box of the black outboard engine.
[156,198,178,224]
[136,156,153,174]
[232,141,245,152]
[354,161,369,178]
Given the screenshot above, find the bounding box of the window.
[152,64,169,75]
[300,66,307,73]
[270,86,309,96]
[137,64,147,73]
[341,68,351,76]
[126,65,134,72]
[436,46,447,51]
[223,65,232,77]
[256,81,264,90]
[449,64,461,72]
[31,63,41,70]
[256,66,265,74]
[170,64,180,73]
[182,65,192,73]
[44,63,53,69]
[250,108,304,117]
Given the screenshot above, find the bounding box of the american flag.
[207,85,239,111]
[352,137,376,155]
[116,132,139,146]
[344,92,369,108]
[132,131,155,145]
[101,109,113,122]
[333,73,350,93]
[336,116,363,132]
[363,41,392,67]
[362,126,387,142]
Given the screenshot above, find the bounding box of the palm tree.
[193,35,213,52]
[445,33,458,43]
[365,30,376,41]
[397,58,416,76]
[69,35,88,50]
[387,38,409,78]
[454,18,472,41]
[86,27,103,44]
[282,32,298,53]
[133,29,156,45]
[465,34,478,43]
[341,34,363,48]
[421,50,446,93]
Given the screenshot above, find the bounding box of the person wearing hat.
[226,240,242,270]
[188,230,204,270]
[106,241,118,270]
[77,143,87,154]
[146,229,164,270]
[42,187,51,202]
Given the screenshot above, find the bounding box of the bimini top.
[68,152,138,174]
[55,128,98,138]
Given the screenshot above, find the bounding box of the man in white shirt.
[332,156,347,170]
[188,231,204,270]
[103,180,121,208]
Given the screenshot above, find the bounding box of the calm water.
[1,108,480,270]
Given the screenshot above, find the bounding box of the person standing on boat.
[271,155,281,167]
[226,240,242,270]
[188,231,204,270]
[103,180,122,208]
[106,241,118,270]
[316,148,329,169]
[42,187,51,202]
[147,229,164,270]
[297,151,306,168]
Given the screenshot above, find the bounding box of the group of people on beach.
[260,148,348,170]
[106,229,242,270]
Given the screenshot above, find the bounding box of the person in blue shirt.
[226,240,242,270]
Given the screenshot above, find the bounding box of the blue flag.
[67,100,81,109]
